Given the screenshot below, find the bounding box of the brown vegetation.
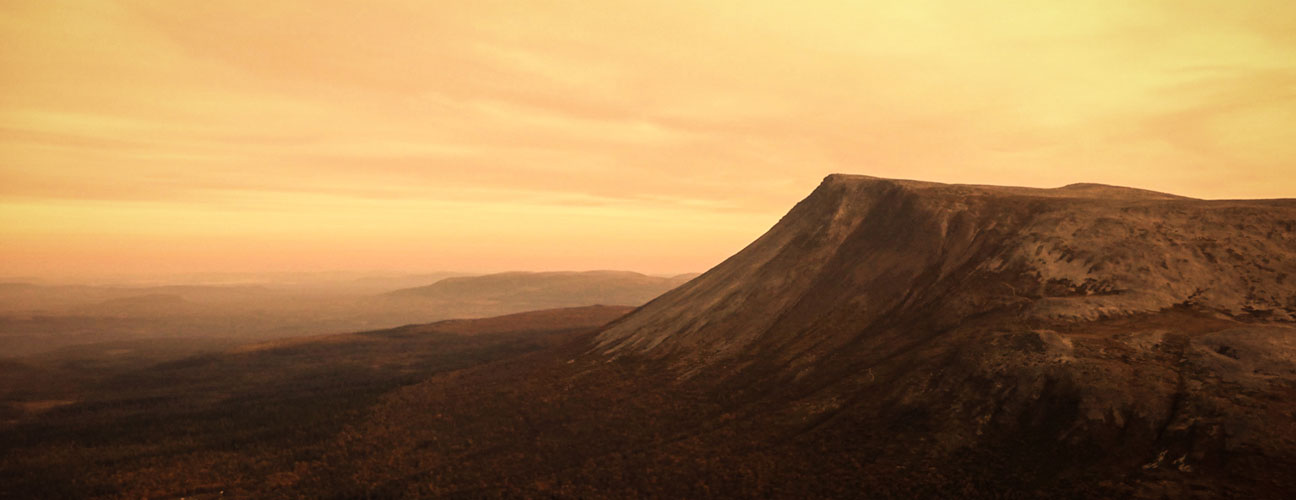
[0,306,630,499]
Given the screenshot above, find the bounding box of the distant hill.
[0,272,698,358]
[344,272,471,293]
[384,270,698,310]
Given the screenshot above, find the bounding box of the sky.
[2,1,1294,280]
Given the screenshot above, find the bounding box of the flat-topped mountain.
[577,174,1295,496]
[601,174,1296,363]
[326,175,1290,498]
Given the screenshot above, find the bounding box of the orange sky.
[2,1,1295,280]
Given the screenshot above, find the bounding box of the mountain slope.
[583,174,1296,493]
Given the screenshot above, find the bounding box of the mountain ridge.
[598,174,1296,367]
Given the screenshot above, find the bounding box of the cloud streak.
[2,0,1294,277]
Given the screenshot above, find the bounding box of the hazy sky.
[2,1,1294,278]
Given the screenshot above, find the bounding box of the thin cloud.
[2,0,1294,277]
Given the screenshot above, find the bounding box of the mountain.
[384,270,698,310]
[599,174,1293,361]
[298,175,1296,498]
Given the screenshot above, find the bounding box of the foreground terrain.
[5,175,1296,498]
[0,306,632,498]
